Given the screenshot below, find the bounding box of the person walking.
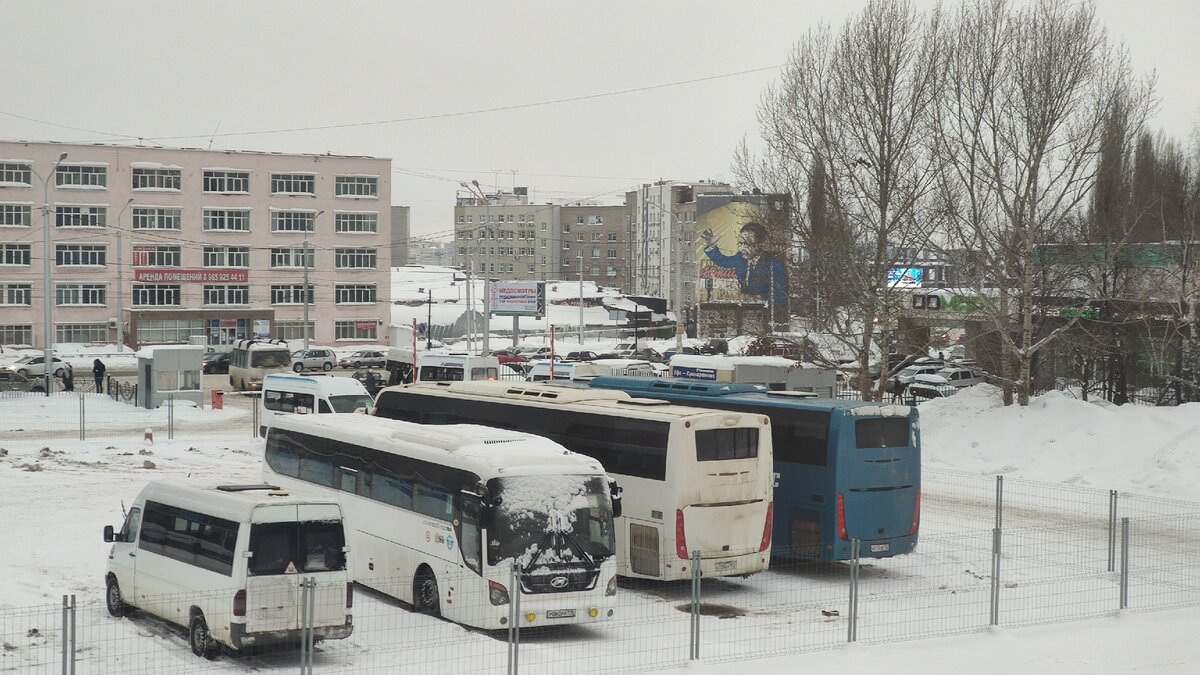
[93,358,106,393]
[62,362,75,392]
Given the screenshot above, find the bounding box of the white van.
[260,373,374,437]
[590,358,657,378]
[526,360,612,382]
[102,481,353,658]
[416,353,500,382]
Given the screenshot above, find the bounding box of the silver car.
[338,350,386,370]
[290,348,336,372]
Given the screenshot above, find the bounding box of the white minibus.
[102,481,353,658]
[259,373,374,436]
[526,361,612,382]
[228,339,292,391]
[263,413,621,630]
[416,353,500,382]
[590,358,658,378]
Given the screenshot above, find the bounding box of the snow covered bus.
[263,413,621,630]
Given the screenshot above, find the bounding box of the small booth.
[135,345,204,409]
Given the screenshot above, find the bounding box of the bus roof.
[668,354,801,370]
[271,412,608,479]
[136,480,341,523]
[587,376,915,416]
[262,373,370,395]
[380,380,768,422]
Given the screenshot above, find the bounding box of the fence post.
[1119,517,1130,610]
[994,475,1004,529]
[508,563,516,675]
[79,394,85,442]
[848,538,860,643]
[1107,490,1119,572]
[252,394,260,438]
[990,527,1002,626]
[167,394,175,440]
[690,549,702,659]
[299,577,316,674]
[69,594,75,675]
[513,564,522,674]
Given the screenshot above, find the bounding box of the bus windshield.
[328,394,374,413]
[251,350,290,368]
[486,475,615,570]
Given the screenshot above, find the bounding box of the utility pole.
[579,254,584,347]
[41,152,68,396]
[674,211,684,354]
[426,288,433,349]
[115,197,133,352]
[301,210,323,350]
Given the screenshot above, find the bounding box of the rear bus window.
[249,521,347,575]
[696,428,759,461]
[855,418,910,448]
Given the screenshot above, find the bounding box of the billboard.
[695,196,789,318]
[886,267,924,289]
[489,281,546,317]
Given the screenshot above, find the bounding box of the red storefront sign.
[132,269,249,283]
[355,322,376,331]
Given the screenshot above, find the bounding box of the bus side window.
[318,399,333,414]
[264,390,283,411]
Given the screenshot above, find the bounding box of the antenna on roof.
[208,122,221,150]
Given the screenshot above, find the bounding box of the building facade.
[453,187,561,280]
[558,204,628,287]
[0,140,391,349]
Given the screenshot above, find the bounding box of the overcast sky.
[4,1,1197,240]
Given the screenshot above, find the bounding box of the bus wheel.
[105,576,127,617]
[189,613,218,659]
[414,568,441,616]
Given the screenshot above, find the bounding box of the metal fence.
[4,475,1199,673]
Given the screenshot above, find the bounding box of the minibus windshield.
[329,394,374,413]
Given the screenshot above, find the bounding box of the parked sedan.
[201,352,231,375]
[339,350,386,370]
[0,371,45,393]
[291,348,336,372]
[1,355,66,378]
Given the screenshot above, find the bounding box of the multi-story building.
[408,238,452,267]
[558,204,628,287]
[390,205,410,267]
[0,140,391,349]
[453,187,561,280]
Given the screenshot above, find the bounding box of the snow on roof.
[670,354,800,370]
[130,161,182,169]
[137,480,340,524]
[135,344,204,359]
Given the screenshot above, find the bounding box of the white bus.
[259,373,375,436]
[373,381,774,581]
[417,353,500,383]
[102,481,353,658]
[263,413,621,630]
[228,339,292,391]
[526,361,611,382]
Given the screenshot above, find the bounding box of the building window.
[608,232,618,241]
[1,243,31,266]
[335,284,376,304]
[131,207,182,230]
[203,169,250,193]
[138,319,204,343]
[275,321,314,341]
[335,212,378,233]
[55,244,106,266]
[0,162,32,186]
[335,175,378,197]
[203,284,250,305]
[270,173,316,195]
[0,203,31,228]
[588,215,604,225]
[131,244,181,267]
[607,267,617,277]
[335,248,377,269]
[132,284,181,306]
[131,166,182,191]
[562,223,571,233]
[270,247,314,268]
[0,324,33,346]
[55,165,107,189]
[590,249,600,259]
[457,215,464,224]
[528,264,535,273]
[270,284,314,305]
[56,323,107,343]
[203,208,251,232]
[270,210,316,233]
[203,246,249,268]
[334,319,377,341]
[0,283,32,306]
[56,205,106,228]
[56,283,106,306]
[607,249,617,259]
[562,242,570,250]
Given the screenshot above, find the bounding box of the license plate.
[714,560,737,571]
[546,609,576,619]
[870,543,890,553]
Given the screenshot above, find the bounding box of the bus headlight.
[605,576,617,596]
[488,580,510,606]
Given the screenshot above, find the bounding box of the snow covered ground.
[0,384,1197,673]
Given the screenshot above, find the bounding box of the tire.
[294,363,305,373]
[354,361,363,370]
[413,568,441,616]
[17,369,28,377]
[189,613,218,659]
[54,368,65,378]
[322,362,333,372]
[105,577,127,617]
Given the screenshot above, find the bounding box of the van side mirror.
[103,525,115,542]
[609,480,623,519]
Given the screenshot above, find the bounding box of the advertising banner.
[490,281,546,317]
[132,269,249,284]
[696,198,789,318]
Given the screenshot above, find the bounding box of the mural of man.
[700,221,789,317]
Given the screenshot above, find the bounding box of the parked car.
[339,350,386,370]
[0,370,44,393]
[937,366,987,388]
[661,346,699,362]
[617,347,662,363]
[1,355,66,378]
[566,350,601,362]
[291,348,336,372]
[888,363,945,394]
[201,351,230,375]
[907,373,958,402]
[490,349,529,365]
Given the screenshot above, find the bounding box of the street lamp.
[461,180,492,355]
[41,152,68,396]
[301,210,325,350]
[115,197,134,351]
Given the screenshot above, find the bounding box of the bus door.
[246,504,348,633]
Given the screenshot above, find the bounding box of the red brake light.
[675,509,688,559]
[759,501,774,552]
[909,489,921,536]
[346,582,354,609]
[836,493,848,541]
[233,589,246,617]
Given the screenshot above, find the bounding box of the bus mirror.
[103,525,115,542]
[609,480,623,518]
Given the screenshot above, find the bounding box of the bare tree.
[736,0,944,400]
[931,0,1154,405]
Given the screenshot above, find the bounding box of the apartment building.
[0,140,391,349]
[453,187,561,280]
[558,204,628,287]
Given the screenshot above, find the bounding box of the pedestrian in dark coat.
[93,358,106,393]
[63,362,75,392]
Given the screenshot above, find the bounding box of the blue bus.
[581,376,920,561]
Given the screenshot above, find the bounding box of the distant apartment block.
[0,140,392,349]
[453,187,561,280]
[559,204,628,287]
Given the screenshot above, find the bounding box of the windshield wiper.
[561,531,596,570]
